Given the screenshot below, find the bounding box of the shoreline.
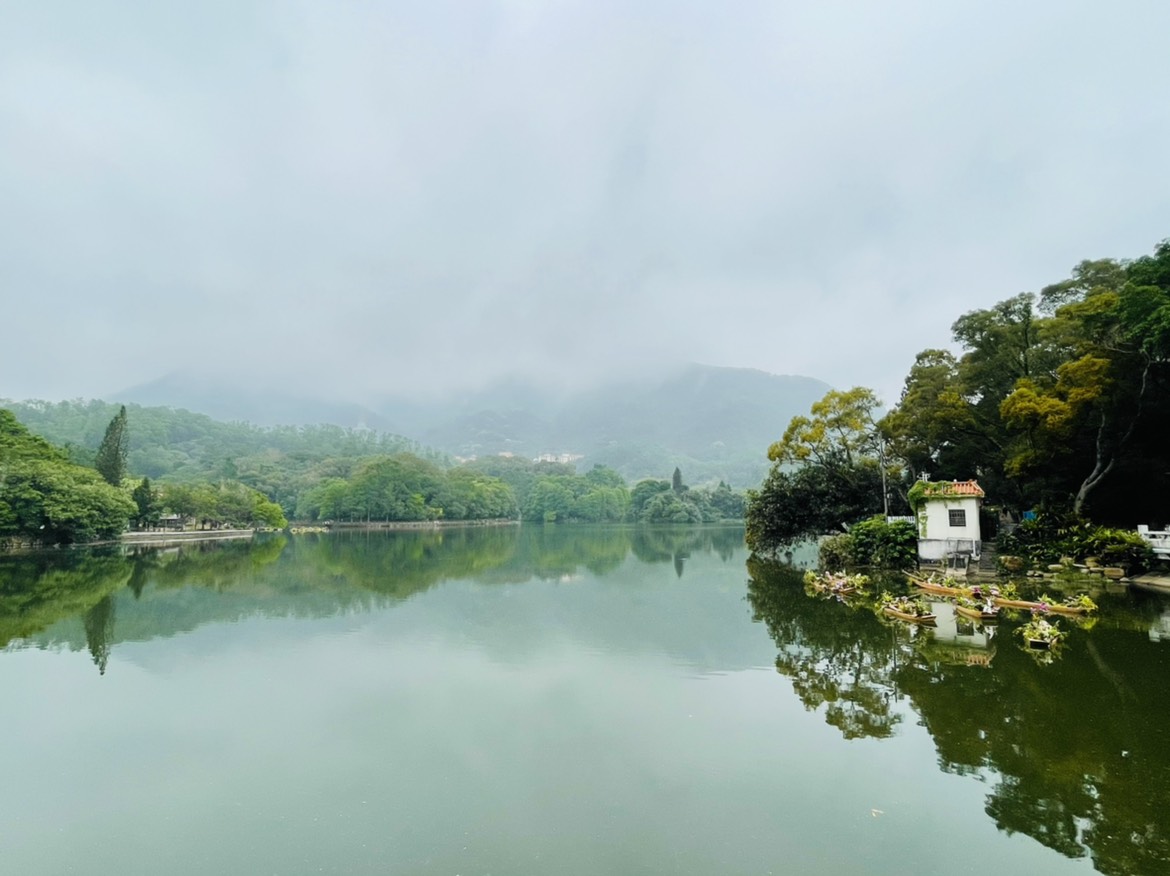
[320,518,520,532]
[119,529,256,546]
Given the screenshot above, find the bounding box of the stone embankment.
[0,536,49,552]
[120,529,255,546]
[999,552,1132,583]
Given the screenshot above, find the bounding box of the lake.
[2,526,1168,875]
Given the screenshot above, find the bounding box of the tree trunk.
[1073,360,1150,515]
[1073,426,1114,516]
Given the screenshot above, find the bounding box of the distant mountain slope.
[91,363,829,486]
[385,365,830,486]
[115,372,392,430]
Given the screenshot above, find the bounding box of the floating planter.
[804,570,870,597]
[954,597,1000,623]
[881,594,937,625]
[994,595,1094,615]
[906,572,970,598]
[1018,616,1066,650]
[1039,593,1098,616]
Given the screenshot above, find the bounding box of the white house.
[914,479,984,564]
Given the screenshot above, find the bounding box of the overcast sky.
[2,0,1168,406]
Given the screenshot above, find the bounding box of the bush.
[998,512,1156,573]
[817,518,917,570]
[819,533,853,570]
[848,517,918,569]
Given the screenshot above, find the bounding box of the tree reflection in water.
[747,556,1170,876]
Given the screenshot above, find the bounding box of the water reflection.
[746,557,1170,876]
[6,529,1170,874]
[0,525,747,660]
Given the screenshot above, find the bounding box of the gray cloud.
[2,0,1168,406]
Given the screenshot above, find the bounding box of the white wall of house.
[918,496,982,561]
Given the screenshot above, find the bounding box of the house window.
[948,509,967,527]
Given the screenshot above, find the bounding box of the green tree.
[131,477,159,529]
[768,387,884,490]
[94,405,129,486]
[629,479,670,519]
[745,462,883,553]
[880,350,981,482]
[0,410,134,544]
[747,387,894,554]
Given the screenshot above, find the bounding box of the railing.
[945,537,980,568]
[1138,525,1170,559]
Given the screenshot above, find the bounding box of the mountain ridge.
[104,363,829,485]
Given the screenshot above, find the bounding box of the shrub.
[819,533,853,570]
[998,512,1156,573]
[848,517,918,570]
[818,518,917,570]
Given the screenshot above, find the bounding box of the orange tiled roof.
[920,479,985,498]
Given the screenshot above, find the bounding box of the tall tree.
[768,387,884,489]
[1007,247,1170,514]
[131,477,159,529]
[880,239,1170,522]
[94,406,129,486]
[746,387,892,554]
[671,467,684,493]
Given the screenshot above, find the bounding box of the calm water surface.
[2,526,1168,875]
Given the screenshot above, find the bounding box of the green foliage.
[630,479,670,518]
[158,481,288,529]
[2,399,446,518]
[703,481,746,521]
[748,385,895,556]
[131,477,160,529]
[1018,616,1065,646]
[846,517,918,569]
[625,470,742,524]
[641,491,703,523]
[768,387,882,474]
[818,533,852,570]
[879,593,933,617]
[745,461,883,554]
[0,410,134,544]
[812,518,916,570]
[882,239,1170,523]
[291,453,516,524]
[94,405,129,486]
[997,512,1156,573]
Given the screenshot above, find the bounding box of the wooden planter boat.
[992,597,1089,615]
[907,574,970,598]
[954,604,999,622]
[993,597,1037,609]
[883,606,937,624]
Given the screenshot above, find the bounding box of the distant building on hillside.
[913,478,984,565]
[534,452,584,465]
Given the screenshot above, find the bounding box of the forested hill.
[1,399,443,513]
[0,409,134,544]
[412,365,831,486]
[108,364,831,486]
